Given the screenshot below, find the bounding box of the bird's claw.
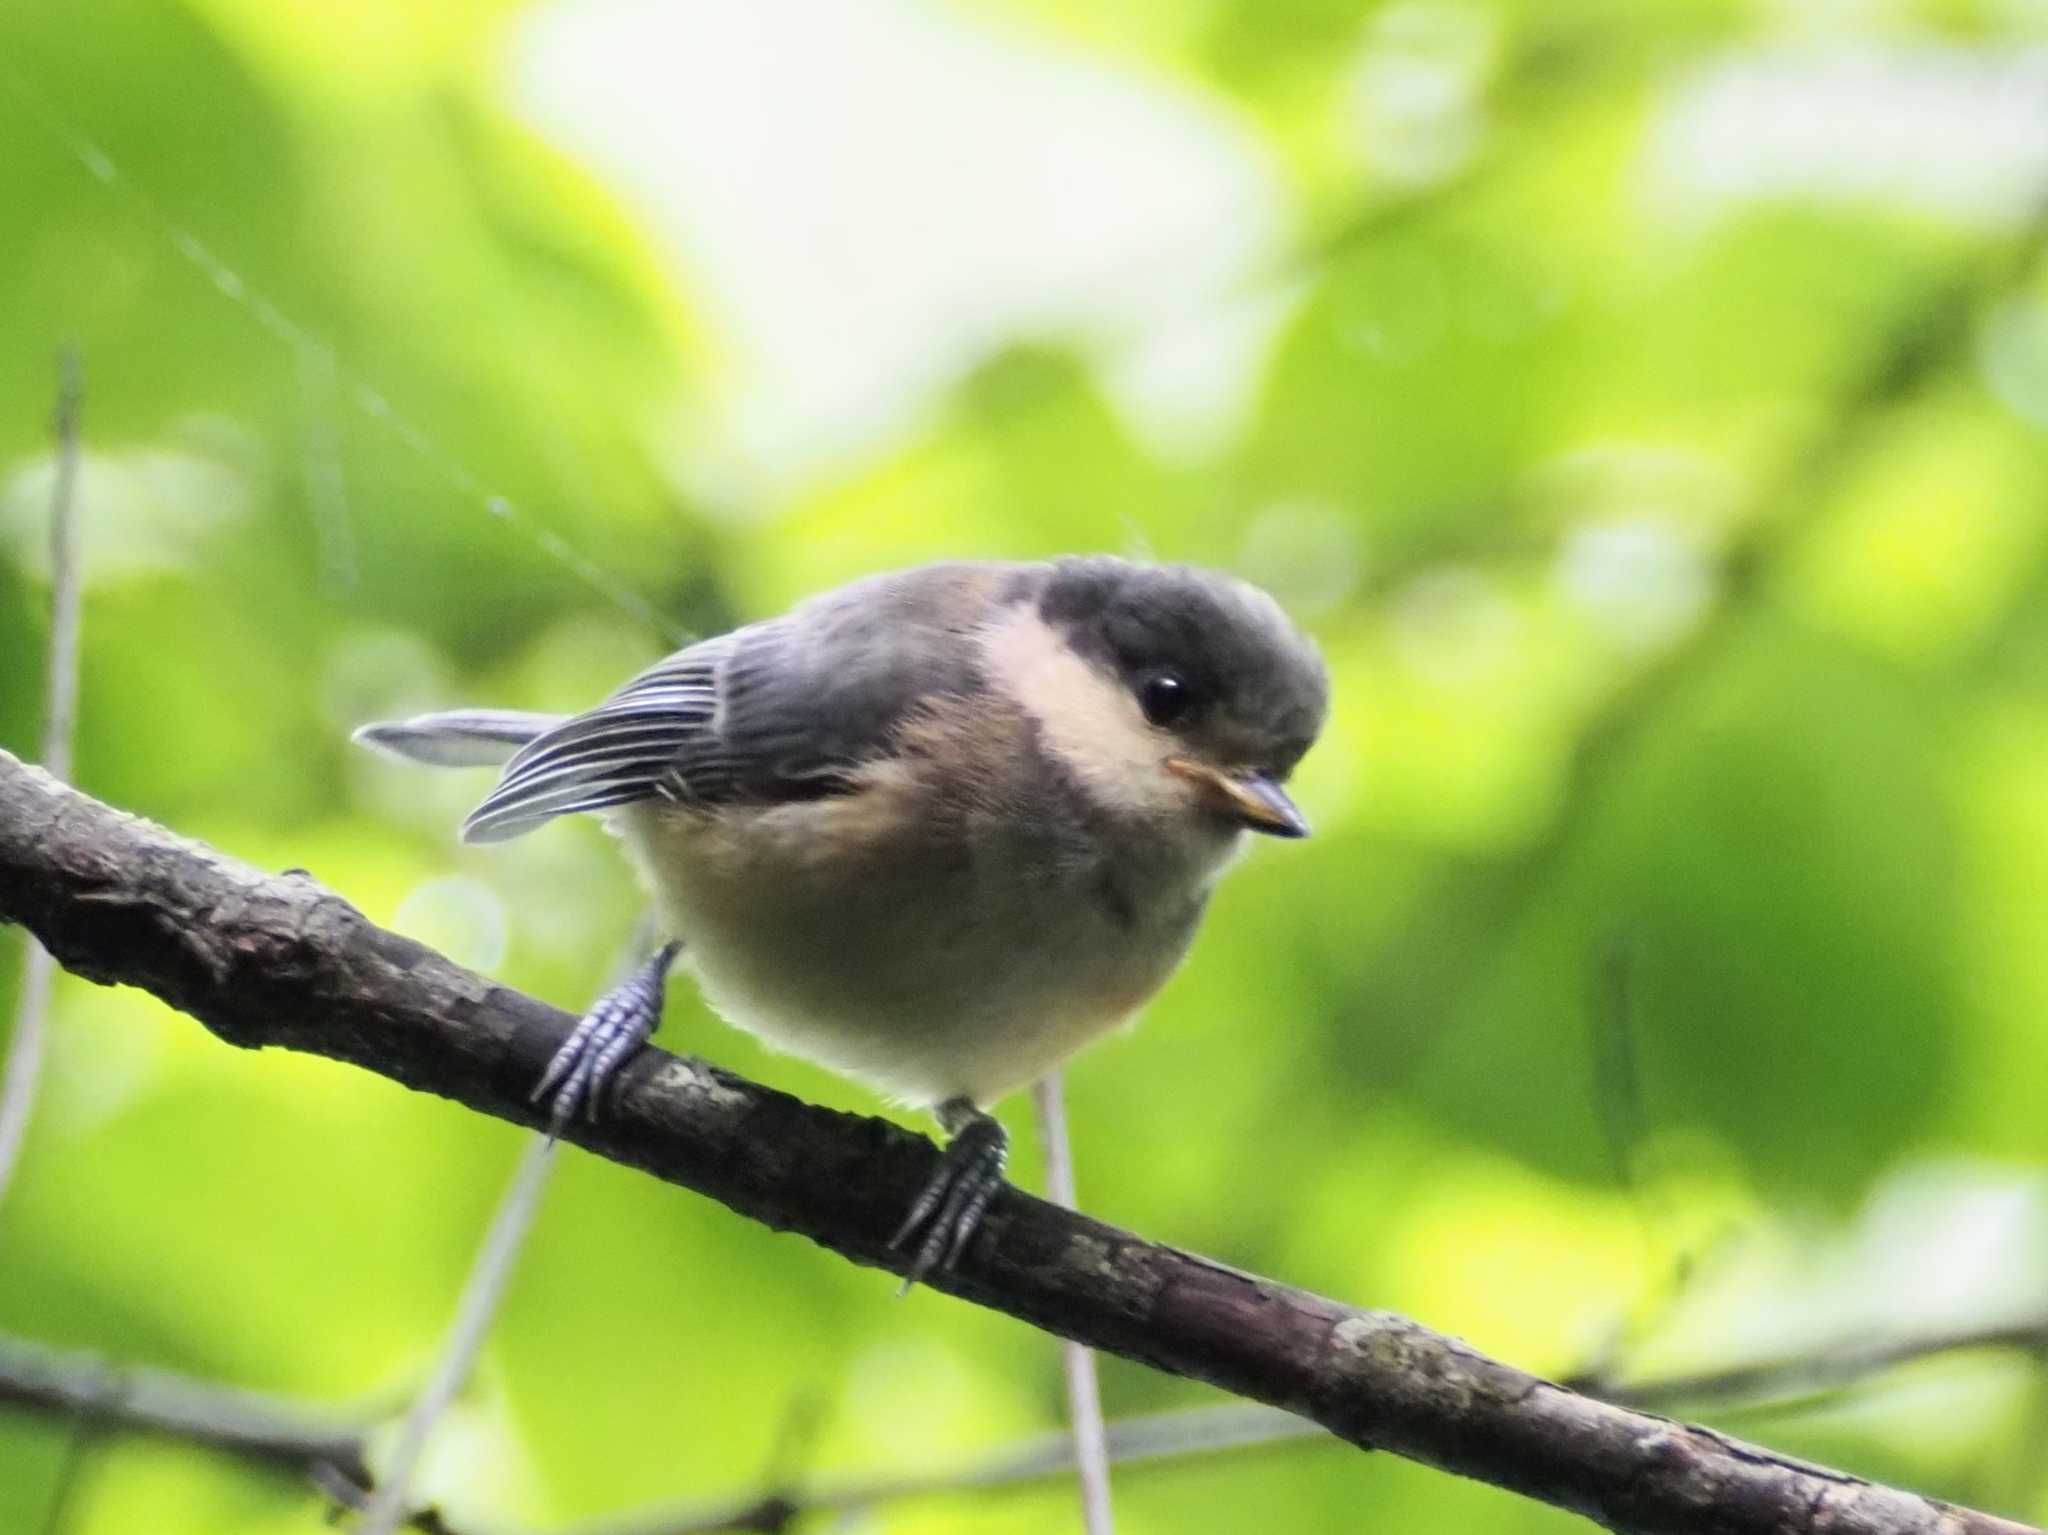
[532,941,682,1132]
[891,1104,1007,1292]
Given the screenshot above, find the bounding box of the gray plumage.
[355,556,1327,1109]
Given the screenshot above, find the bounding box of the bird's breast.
[609,762,1224,1108]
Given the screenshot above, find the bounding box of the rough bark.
[0,749,2033,1535]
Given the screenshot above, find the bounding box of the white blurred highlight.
[516,0,1287,501]
[1537,444,1732,651]
[1649,44,2048,227]
[1344,1,1496,189]
[1390,567,1519,683]
[1556,521,1712,653]
[1237,501,1368,619]
[0,422,257,585]
[1640,1163,2048,1392]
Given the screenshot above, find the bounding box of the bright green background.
[5,1,2048,1530]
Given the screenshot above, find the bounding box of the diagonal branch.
[0,749,2033,1535]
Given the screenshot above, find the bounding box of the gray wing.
[461,638,732,842]
[460,562,1011,844]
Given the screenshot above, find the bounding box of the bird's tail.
[352,709,564,769]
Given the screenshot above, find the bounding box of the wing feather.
[461,640,732,843]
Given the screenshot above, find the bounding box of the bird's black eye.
[1139,671,1192,727]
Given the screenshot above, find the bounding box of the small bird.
[357,556,1327,1283]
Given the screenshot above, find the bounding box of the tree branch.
[0,750,2034,1535]
[0,1333,372,1484]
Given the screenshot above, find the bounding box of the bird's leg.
[891,1096,1009,1291]
[531,939,684,1132]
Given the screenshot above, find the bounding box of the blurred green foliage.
[5,1,2048,1531]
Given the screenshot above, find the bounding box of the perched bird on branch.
[357,557,1327,1283]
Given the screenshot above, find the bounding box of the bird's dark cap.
[1034,556,1329,777]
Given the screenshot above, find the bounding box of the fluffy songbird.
[358,557,1328,1281]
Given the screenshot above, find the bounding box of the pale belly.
[611,795,1224,1108]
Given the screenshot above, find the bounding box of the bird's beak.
[1166,759,1311,838]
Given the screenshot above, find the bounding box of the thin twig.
[596,1313,2048,1535]
[359,922,658,1534]
[1588,933,1649,1200]
[594,1403,1327,1534]
[5,1314,2048,1535]
[0,1331,374,1477]
[1032,1072,1114,1535]
[358,1134,559,1535]
[35,1412,102,1535]
[296,339,357,598]
[316,1462,472,1535]
[36,352,84,783]
[1578,1319,2048,1416]
[0,348,85,1210]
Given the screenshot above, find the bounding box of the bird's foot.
[532,940,683,1132]
[891,1098,1008,1292]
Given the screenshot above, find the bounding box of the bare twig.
[296,339,357,598]
[0,349,85,1209]
[0,755,2034,1535]
[317,1463,471,1535]
[34,1412,102,1535]
[361,921,658,1534]
[594,1403,1329,1534]
[604,1320,2048,1533]
[359,1134,559,1535]
[1587,933,1650,1200]
[1575,1320,2048,1418]
[1032,1071,1114,1535]
[0,1332,373,1480]
[0,1334,462,1533]
[5,1313,2048,1534]
[35,353,84,783]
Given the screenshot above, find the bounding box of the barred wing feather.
[460,640,731,843]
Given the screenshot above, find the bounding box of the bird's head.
[1004,557,1329,840]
